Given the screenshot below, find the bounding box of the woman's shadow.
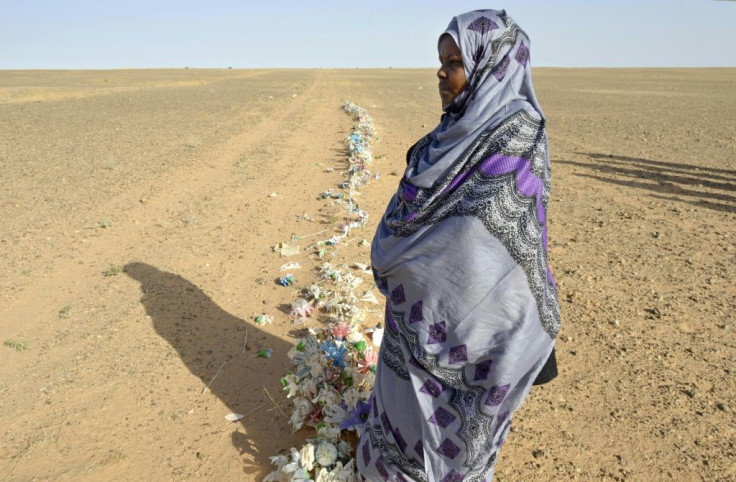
[125,262,295,478]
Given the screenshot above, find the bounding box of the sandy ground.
[0,68,734,481]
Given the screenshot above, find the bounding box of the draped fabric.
[358,10,560,482]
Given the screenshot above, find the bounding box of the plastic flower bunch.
[265,441,361,481]
[266,103,379,482]
[342,101,376,141]
[278,327,378,443]
[342,100,377,189]
[290,298,315,324]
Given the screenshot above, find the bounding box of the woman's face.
[437,34,468,109]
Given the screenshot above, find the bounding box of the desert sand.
[1,68,735,481]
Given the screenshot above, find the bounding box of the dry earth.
[0,68,734,481]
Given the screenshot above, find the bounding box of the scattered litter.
[225,413,245,422]
[254,314,273,325]
[290,298,315,322]
[363,325,384,347]
[279,274,296,287]
[279,262,301,271]
[268,192,277,197]
[253,348,273,358]
[358,239,369,246]
[292,229,327,241]
[277,243,300,257]
[361,291,379,304]
[353,262,371,273]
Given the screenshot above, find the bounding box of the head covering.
[408,9,545,188]
[360,10,559,481]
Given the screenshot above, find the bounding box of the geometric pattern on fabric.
[380,412,392,434]
[391,284,407,305]
[366,420,427,482]
[428,406,457,429]
[414,439,424,459]
[375,456,389,480]
[485,384,511,407]
[440,469,466,482]
[381,310,411,381]
[393,427,408,453]
[394,111,561,338]
[474,359,493,381]
[362,439,372,466]
[428,321,447,344]
[449,344,468,364]
[420,378,445,398]
[437,438,461,459]
[375,300,506,481]
[492,54,510,82]
[467,15,498,35]
[515,41,529,67]
[409,300,424,323]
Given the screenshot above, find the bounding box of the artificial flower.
[358,349,378,375]
[290,298,315,321]
[289,397,314,431]
[299,443,315,471]
[315,442,338,467]
[331,322,350,339]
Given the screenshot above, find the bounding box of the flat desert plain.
[1,68,735,481]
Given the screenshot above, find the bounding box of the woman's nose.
[437,66,446,79]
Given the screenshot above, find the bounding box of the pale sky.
[2,0,735,69]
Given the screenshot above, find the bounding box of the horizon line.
[3,65,736,72]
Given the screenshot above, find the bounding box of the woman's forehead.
[438,32,461,54]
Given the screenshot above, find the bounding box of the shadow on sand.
[556,153,736,213]
[124,262,293,479]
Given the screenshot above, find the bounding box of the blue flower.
[319,340,347,370]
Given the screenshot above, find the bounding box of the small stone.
[532,449,545,459]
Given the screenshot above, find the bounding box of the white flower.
[282,447,302,474]
[345,328,365,344]
[343,387,360,411]
[290,467,312,482]
[300,443,315,471]
[338,459,358,481]
[315,442,338,467]
[263,455,289,481]
[312,386,339,407]
[317,424,341,442]
[282,374,301,398]
[270,454,289,470]
[336,440,352,458]
[322,403,349,425]
[315,467,331,482]
[289,397,314,431]
[301,378,318,398]
[263,470,286,482]
[315,460,357,482]
[307,354,325,378]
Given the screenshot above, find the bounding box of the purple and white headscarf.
[409,9,545,189]
[359,10,560,481]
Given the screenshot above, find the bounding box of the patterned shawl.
[359,10,560,482]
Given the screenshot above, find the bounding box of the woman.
[359,9,560,481]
